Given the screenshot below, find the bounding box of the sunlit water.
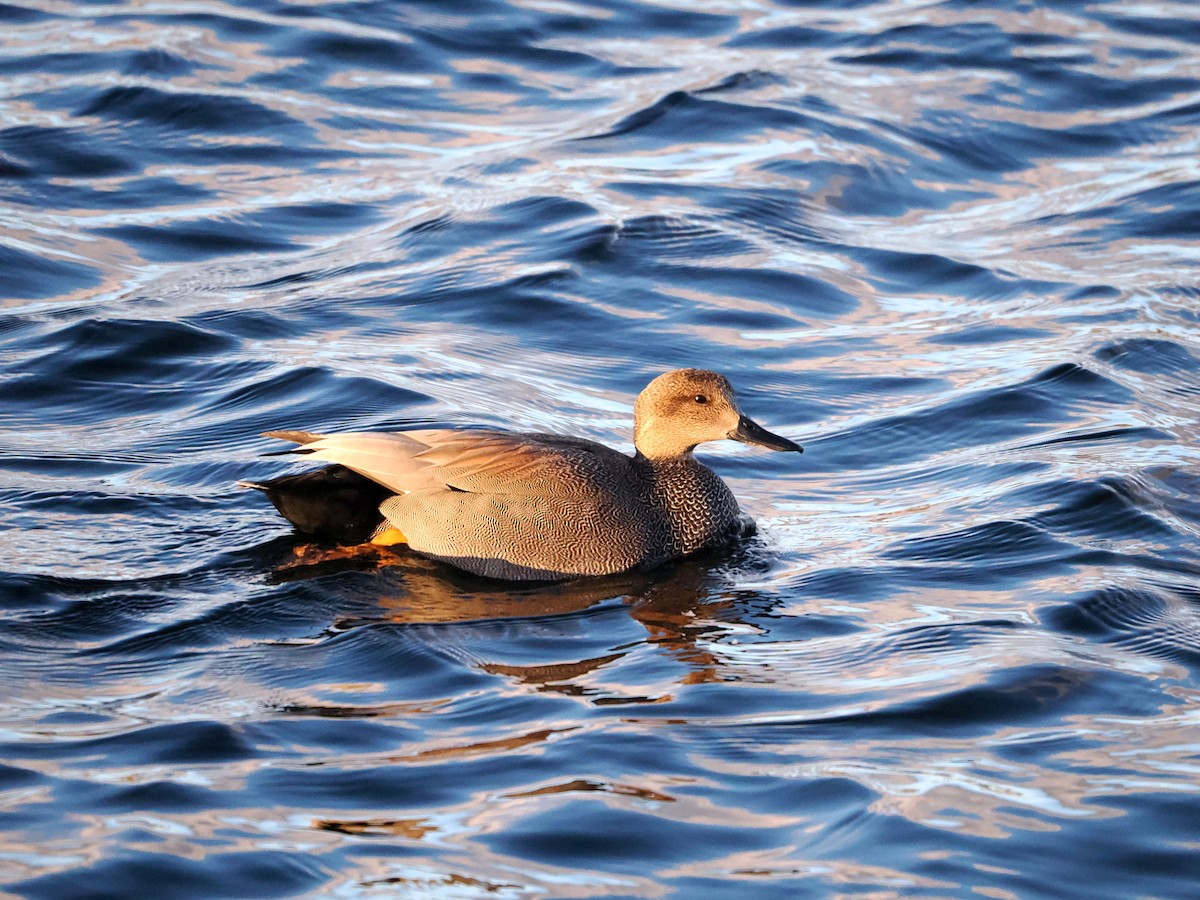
[2,0,1200,896]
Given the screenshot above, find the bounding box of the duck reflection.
[267,536,775,692]
[275,542,770,849]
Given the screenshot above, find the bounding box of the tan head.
[632,368,803,460]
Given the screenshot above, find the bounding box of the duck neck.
[632,405,700,459]
[634,448,694,466]
[634,451,740,555]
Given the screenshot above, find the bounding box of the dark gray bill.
[731,415,803,452]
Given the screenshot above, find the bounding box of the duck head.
[633,368,803,460]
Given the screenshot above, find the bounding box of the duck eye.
[694,394,708,404]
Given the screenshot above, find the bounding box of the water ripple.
[3,0,1200,897]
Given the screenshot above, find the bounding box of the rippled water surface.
[3,0,1200,896]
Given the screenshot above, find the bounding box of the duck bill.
[731,415,803,452]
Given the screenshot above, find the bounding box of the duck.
[240,368,801,580]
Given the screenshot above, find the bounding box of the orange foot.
[280,542,407,572]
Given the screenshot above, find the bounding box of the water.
[2,0,1199,896]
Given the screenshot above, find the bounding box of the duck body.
[243,369,801,581]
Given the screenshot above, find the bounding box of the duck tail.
[260,430,326,456]
[239,465,392,544]
[263,429,324,445]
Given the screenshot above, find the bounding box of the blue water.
[3,0,1200,896]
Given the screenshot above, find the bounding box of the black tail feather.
[241,465,391,544]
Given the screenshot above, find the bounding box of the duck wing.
[265,429,448,494]
[265,428,633,497]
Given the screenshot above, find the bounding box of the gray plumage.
[251,369,802,580]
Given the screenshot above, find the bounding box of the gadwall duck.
[242,368,801,580]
